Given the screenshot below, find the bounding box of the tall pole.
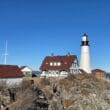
[4,40,8,64]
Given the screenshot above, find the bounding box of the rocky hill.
[1,73,110,110]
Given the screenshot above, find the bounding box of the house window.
[24,72,31,77]
[74,63,77,67]
[74,59,78,67]
[74,59,77,63]
[54,62,57,66]
[56,71,59,74]
[50,62,53,66]
[74,69,79,73]
[49,71,51,74]
[52,71,55,74]
[57,62,61,66]
[70,69,73,73]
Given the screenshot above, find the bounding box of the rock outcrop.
[1,73,110,110]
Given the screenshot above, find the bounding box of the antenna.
[4,40,8,64]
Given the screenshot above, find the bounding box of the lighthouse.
[80,34,91,73]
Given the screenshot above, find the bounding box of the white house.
[20,66,32,77]
[0,65,23,86]
[40,53,79,77]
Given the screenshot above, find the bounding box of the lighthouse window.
[82,36,87,41]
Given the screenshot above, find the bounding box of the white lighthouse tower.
[80,34,91,73]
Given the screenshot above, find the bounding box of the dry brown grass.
[64,99,73,108]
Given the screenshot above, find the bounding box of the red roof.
[0,65,23,78]
[92,69,106,74]
[40,55,77,71]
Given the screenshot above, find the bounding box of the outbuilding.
[0,65,23,86]
[92,69,107,78]
[20,66,32,77]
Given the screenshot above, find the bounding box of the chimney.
[67,52,71,56]
[51,53,54,56]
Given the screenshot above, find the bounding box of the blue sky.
[0,0,110,71]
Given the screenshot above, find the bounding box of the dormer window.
[57,62,61,66]
[54,62,57,66]
[50,62,53,66]
[50,62,61,66]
